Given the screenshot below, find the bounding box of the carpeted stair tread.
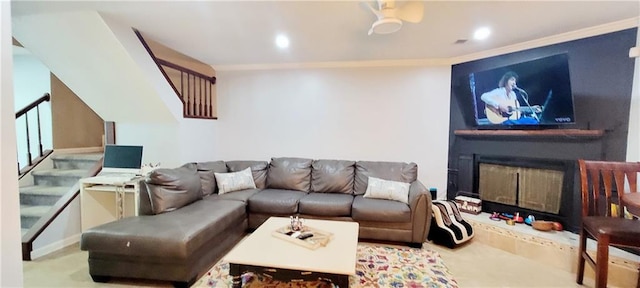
[20,152,102,232]
[20,205,52,217]
[31,169,92,178]
[20,185,70,196]
[52,153,103,170]
[51,153,103,161]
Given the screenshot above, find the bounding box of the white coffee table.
[223,217,359,288]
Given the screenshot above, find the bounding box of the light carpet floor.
[22,240,589,287]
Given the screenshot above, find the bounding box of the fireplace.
[447,129,606,233]
[471,155,577,231]
[479,163,564,214]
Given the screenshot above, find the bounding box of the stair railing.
[21,122,114,260]
[21,158,103,260]
[156,58,217,119]
[133,29,217,119]
[16,93,52,177]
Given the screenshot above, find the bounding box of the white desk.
[80,176,142,232]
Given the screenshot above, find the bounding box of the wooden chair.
[576,160,640,288]
[621,191,640,218]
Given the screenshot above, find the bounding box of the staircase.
[20,153,103,235]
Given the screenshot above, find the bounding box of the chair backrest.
[578,160,640,218]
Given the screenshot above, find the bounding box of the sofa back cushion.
[145,166,202,214]
[354,161,417,195]
[267,157,313,192]
[196,161,227,195]
[311,159,355,194]
[226,161,268,189]
[182,161,228,196]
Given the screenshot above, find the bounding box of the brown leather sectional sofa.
[80,157,433,287]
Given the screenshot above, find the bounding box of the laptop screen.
[102,145,143,174]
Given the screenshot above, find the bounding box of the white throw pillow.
[214,167,256,195]
[363,176,410,204]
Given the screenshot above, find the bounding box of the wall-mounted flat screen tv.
[469,53,575,127]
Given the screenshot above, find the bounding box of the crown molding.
[450,17,639,65]
[215,58,450,71]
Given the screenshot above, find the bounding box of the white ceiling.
[11,1,640,67]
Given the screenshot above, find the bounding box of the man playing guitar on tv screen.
[481,71,542,125]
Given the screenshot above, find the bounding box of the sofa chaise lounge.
[80,157,433,287]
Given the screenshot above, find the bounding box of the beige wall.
[50,74,104,148]
[215,66,452,194]
[144,36,214,76]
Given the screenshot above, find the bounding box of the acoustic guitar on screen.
[485,105,542,124]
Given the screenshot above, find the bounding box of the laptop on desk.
[98,145,144,180]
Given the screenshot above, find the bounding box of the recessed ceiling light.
[275,34,289,49]
[473,27,491,40]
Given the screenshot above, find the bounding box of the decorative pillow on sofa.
[214,167,257,195]
[363,176,410,204]
[226,161,268,189]
[354,161,417,195]
[267,157,313,192]
[145,166,203,214]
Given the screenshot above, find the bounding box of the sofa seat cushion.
[351,195,411,223]
[298,193,354,217]
[248,189,307,214]
[207,188,261,203]
[81,199,246,260]
[311,159,355,194]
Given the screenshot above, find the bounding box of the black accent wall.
[447,28,638,232]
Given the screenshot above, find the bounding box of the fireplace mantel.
[454,129,604,141]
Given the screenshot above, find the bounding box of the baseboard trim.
[30,233,81,260]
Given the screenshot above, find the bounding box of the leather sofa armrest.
[408,180,432,244]
[137,179,154,215]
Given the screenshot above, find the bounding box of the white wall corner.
[0,1,25,286]
[12,11,176,124]
[626,27,640,162]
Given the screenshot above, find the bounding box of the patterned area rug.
[193,243,458,288]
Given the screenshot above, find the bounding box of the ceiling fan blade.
[397,1,424,23]
[360,1,384,19]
